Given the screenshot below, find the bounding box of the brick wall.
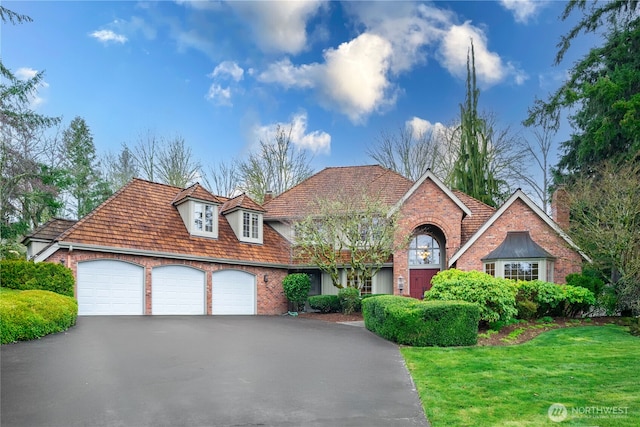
[393,178,465,295]
[45,250,288,315]
[455,199,583,283]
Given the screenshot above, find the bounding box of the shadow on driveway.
[1,316,429,427]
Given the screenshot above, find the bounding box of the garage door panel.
[152,266,205,315]
[212,270,255,315]
[77,260,144,315]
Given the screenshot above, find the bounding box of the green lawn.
[402,325,640,426]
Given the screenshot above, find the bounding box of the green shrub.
[425,269,517,323]
[360,294,386,301]
[282,273,311,312]
[308,295,341,313]
[338,287,361,314]
[0,289,78,344]
[362,295,479,347]
[0,260,74,297]
[515,280,595,318]
[565,272,605,296]
[516,299,539,320]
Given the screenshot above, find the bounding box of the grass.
[402,325,640,426]
[0,287,78,344]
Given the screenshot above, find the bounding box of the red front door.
[409,269,439,299]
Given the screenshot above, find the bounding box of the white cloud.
[210,61,244,82]
[438,21,526,87]
[406,117,445,139]
[499,0,546,24]
[255,112,331,155]
[15,67,48,108]
[259,33,395,124]
[89,29,128,44]
[228,0,325,54]
[206,84,232,106]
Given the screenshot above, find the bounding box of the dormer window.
[195,203,214,233]
[243,212,259,239]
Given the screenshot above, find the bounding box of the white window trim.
[483,259,554,282]
[240,211,263,244]
[191,201,218,239]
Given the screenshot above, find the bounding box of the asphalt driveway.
[1,316,429,427]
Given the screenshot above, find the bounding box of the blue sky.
[5,1,594,174]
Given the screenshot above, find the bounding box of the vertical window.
[360,277,372,295]
[205,205,213,232]
[251,213,259,239]
[194,203,203,231]
[485,262,495,277]
[243,212,250,238]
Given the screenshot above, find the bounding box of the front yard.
[402,325,640,426]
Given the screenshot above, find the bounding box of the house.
[24,165,587,315]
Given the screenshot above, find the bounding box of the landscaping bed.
[477,316,623,346]
[297,311,364,322]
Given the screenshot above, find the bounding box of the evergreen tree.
[450,43,502,207]
[62,117,110,218]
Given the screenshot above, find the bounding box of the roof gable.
[449,189,590,266]
[221,193,266,214]
[172,183,224,205]
[264,165,412,219]
[391,169,472,216]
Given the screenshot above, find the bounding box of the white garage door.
[152,266,205,315]
[211,270,256,315]
[77,260,144,315]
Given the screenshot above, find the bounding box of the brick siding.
[45,250,288,315]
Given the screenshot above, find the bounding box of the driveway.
[1,316,429,427]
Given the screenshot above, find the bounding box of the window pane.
[194,203,203,230]
[243,212,250,238]
[485,263,495,277]
[409,234,441,265]
[251,214,259,239]
[503,262,539,281]
[205,205,213,232]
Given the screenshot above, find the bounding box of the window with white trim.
[409,234,441,266]
[194,203,214,233]
[243,212,259,240]
[483,259,553,282]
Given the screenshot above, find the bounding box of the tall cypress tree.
[450,42,501,207]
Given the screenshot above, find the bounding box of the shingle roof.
[221,193,266,214]
[22,218,77,243]
[56,178,291,265]
[452,190,496,245]
[264,165,413,219]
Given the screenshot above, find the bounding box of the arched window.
[409,234,441,266]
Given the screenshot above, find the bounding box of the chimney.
[551,186,570,230]
[263,191,273,204]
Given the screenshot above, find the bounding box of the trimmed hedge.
[362,295,480,347]
[425,269,517,323]
[308,295,341,313]
[0,289,78,344]
[1,260,74,297]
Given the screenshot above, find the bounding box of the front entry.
[409,268,439,299]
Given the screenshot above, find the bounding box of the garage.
[152,265,206,315]
[77,260,144,315]
[211,270,256,315]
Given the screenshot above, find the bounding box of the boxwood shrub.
[425,269,517,323]
[1,260,74,297]
[0,289,78,344]
[308,295,341,313]
[338,287,361,314]
[362,295,479,347]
